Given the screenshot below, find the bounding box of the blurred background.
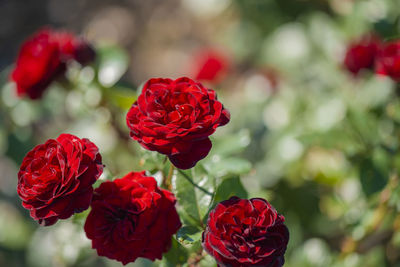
[2,0,400,266]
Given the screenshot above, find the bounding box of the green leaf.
[373,19,399,40]
[203,157,252,178]
[359,157,389,197]
[202,176,249,226]
[173,169,214,227]
[72,208,90,226]
[176,225,203,244]
[347,109,379,147]
[212,129,251,156]
[97,45,129,87]
[162,238,189,266]
[298,129,360,153]
[212,176,248,208]
[139,150,166,173]
[108,86,137,110]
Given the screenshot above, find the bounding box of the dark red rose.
[192,49,229,83]
[55,31,96,65]
[72,41,96,66]
[375,41,400,82]
[202,197,289,267]
[344,34,380,75]
[126,77,230,169]
[17,134,103,226]
[11,28,95,99]
[84,171,181,265]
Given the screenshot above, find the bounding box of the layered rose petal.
[17,134,103,226]
[84,171,181,265]
[11,27,96,99]
[202,197,289,267]
[126,77,230,169]
[168,138,212,169]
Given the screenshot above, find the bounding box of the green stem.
[163,163,175,190]
[188,247,205,267]
[177,169,213,196]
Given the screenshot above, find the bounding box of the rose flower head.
[202,197,289,267]
[84,171,181,265]
[126,77,230,169]
[375,40,400,82]
[11,27,95,99]
[192,49,230,84]
[344,34,380,75]
[17,134,103,226]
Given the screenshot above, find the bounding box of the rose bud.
[84,171,181,265]
[192,49,229,84]
[11,27,96,99]
[126,77,230,169]
[202,197,289,267]
[375,41,400,82]
[17,134,103,226]
[343,34,380,75]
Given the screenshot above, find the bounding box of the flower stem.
[163,162,175,190]
[188,247,205,267]
[177,169,213,196]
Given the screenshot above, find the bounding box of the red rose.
[84,171,181,265]
[126,77,230,169]
[344,34,380,75]
[55,31,96,65]
[375,41,400,82]
[202,197,289,267]
[11,28,95,99]
[192,49,229,83]
[17,134,103,226]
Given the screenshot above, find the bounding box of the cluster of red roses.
[14,29,289,267]
[11,28,95,99]
[344,34,400,82]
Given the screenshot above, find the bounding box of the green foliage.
[212,176,248,208]
[162,238,189,266]
[173,169,213,227]
[96,45,129,88]
[203,157,251,178]
[108,85,137,111]
[359,156,389,197]
[211,129,251,156]
[176,226,203,244]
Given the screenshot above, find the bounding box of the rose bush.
[202,197,289,267]
[84,171,181,265]
[126,77,230,169]
[17,134,103,226]
[11,28,95,99]
[6,2,400,265]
